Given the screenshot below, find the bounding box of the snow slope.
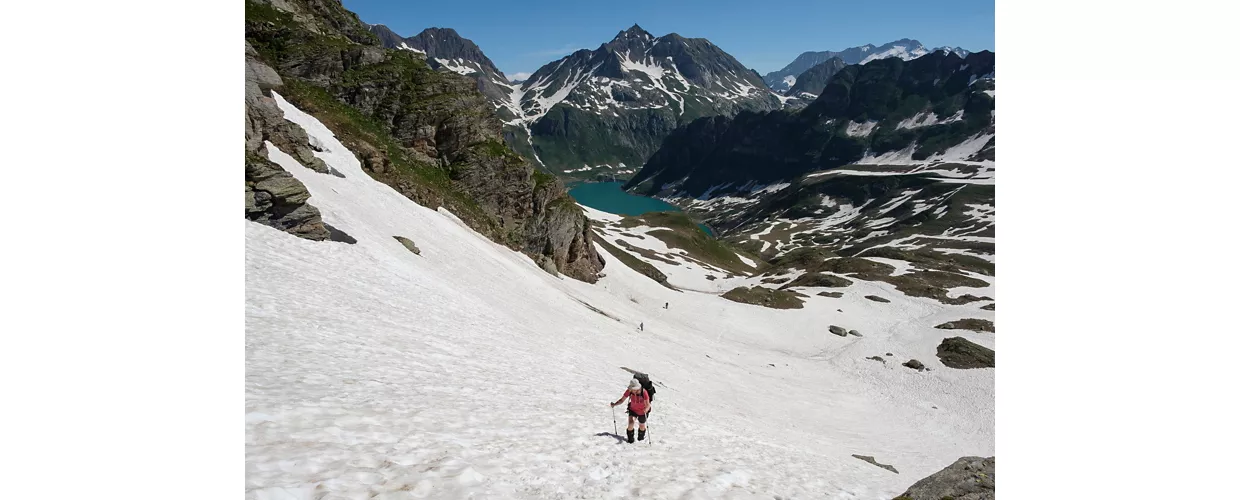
[246,93,995,499]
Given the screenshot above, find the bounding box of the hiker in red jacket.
[610,379,651,443]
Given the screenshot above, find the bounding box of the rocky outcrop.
[893,456,994,500]
[936,337,995,369]
[902,359,925,371]
[245,0,604,282]
[245,40,330,241]
[936,318,994,332]
[829,325,848,337]
[779,272,854,289]
[721,286,805,309]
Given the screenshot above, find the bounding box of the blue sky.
[342,0,994,80]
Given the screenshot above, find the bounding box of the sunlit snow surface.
[246,93,994,500]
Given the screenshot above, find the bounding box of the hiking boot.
[626,429,635,443]
[637,429,646,441]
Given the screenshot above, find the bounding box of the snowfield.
[246,93,995,499]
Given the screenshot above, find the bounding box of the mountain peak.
[614,24,653,41]
[420,27,462,38]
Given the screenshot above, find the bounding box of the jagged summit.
[617,24,651,38]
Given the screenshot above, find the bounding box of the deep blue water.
[568,182,713,236]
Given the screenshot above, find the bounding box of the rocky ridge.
[764,39,969,92]
[244,0,603,281]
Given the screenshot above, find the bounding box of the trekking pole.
[612,406,618,436]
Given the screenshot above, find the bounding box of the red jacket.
[617,389,650,415]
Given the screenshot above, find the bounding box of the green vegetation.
[779,272,853,289]
[278,80,498,236]
[532,167,557,190]
[616,211,759,275]
[860,246,993,276]
[530,106,663,175]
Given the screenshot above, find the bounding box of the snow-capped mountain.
[764,39,970,93]
[495,25,783,179]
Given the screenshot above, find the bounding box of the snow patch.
[845,120,878,137]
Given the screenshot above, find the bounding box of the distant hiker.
[664,302,668,309]
[639,322,644,331]
[610,379,651,443]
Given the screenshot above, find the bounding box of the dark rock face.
[936,336,995,369]
[786,57,847,97]
[244,40,330,241]
[364,23,405,48]
[893,456,994,500]
[865,295,891,303]
[245,0,604,282]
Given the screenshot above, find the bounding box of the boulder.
[936,337,995,369]
[864,295,891,303]
[866,356,886,364]
[829,325,848,337]
[935,318,995,333]
[903,359,925,371]
[848,329,862,337]
[892,456,994,500]
[393,236,421,255]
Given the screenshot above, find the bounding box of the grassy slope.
[617,212,762,275]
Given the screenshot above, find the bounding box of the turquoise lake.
[568,182,713,236]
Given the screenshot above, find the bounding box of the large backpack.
[634,373,656,402]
